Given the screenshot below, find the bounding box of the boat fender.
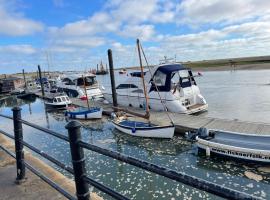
[197,127,209,138]
[85,113,87,119]
[206,147,211,157]
[64,112,67,116]
[111,113,117,119]
[132,127,136,133]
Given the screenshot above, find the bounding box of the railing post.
[12,106,25,182]
[65,121,89,200]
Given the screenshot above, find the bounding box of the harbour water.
[1,69,270,199]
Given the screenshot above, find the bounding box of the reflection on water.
[1,70,270,199]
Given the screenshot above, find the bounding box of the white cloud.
[0,44,36,54]
[119,24,155,41]
[49,12,120,37]
[0,0,44,36]
[177,0,270,26]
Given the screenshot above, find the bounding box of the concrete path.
[0,150,66,200]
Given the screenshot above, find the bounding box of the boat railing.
[0,107,261,200]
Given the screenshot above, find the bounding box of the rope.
[139,42,174,125]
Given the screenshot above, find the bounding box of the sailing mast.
[136,39,150,120]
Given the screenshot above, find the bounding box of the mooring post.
[38,65,45,98]
[12,106,25,182]
[108,49,118,110]
[66,121,89,200]
[22,69,27,90]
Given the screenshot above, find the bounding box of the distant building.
[0,77,25,93]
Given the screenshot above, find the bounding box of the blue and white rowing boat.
[111,117,174,138]
[65,107,102,119]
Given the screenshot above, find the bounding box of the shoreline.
[190,62,270,72]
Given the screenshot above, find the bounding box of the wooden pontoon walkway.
[35,91,270,135]
[69,98,270,136]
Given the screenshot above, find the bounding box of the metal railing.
[0,107,260,200]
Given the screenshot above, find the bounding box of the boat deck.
[34,91,270,136]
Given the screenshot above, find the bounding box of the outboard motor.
[197,127,209,139]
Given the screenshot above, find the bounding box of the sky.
[1,0,270,74]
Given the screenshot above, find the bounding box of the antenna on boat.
[136,39,150,120]
[138,40,174,125]
[82,75,90,109]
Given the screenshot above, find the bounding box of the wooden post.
[38,65,45,97]
[22,69,27,89]
[107,49,118,110]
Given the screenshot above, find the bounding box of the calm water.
[1,69,270,199]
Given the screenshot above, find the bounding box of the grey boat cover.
[210,131,270,151]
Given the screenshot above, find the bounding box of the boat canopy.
[150,64,191,92]
[157,64,188,74]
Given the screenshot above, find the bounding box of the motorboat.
[56,73,104,100]
[194,127,270,164]
[119,69,127,74]
[104,63,208,114]
[44,94,72,109]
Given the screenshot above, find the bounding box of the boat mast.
[82,75,90,109]
[136,39,150,120]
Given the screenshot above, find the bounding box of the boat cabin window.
[63,78,75,85]
[77,76,97,86]
[153,70,166,86]
[61,97,66,102]
[131,89,143,93]
[170,70,196,89]
[53,98,61,103]
[116,84,138,89]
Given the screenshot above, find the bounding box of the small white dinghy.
[111,39,175,139]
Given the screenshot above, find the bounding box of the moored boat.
[111,115,174,138]
[56,73,103,100]
[104,63,208,114]
[65,107,102,119]
[44,94,72,109]
[195,127,270,163]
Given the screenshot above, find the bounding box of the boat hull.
[112,120,175,139]
[104,93,208,114]
[65,107,103,119]
[45,103,70,109]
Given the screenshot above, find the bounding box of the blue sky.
[1,0,270,74]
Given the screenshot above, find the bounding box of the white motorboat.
[44,94,72,109]
[56,73,104,100]
[104,63,208,114]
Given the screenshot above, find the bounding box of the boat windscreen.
[77,76,97,86]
